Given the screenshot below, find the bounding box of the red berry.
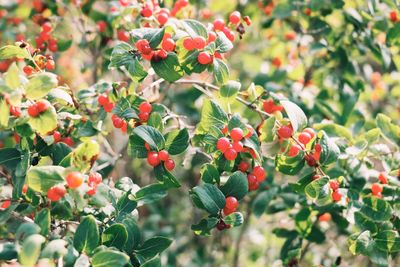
[139,102,152,113]
[9,105,21,117]
[61,137,74,147]
[332,191,342,202]
[97,94,108,106]
[329,180,340,190]
[247,174,259,191]
[162,38,175,51]
[318,213,331,222]
[157,13,169,25]
[39,31,50,41]
[157,49,168,59]
[23,65,35,76]
[224,148,237,161]
[225,196,238,210]
[28,104,40,117]
[207,31,216,43]
[144,142,151,151]
[305,154,317,167]
[378,173,388,184]
[390,10,397,22]
[193,36,206,49]
[103,102,114,112]
[183,37,195,50]
[213,19,225,31]
[53,131,61,142]
[88,172,102,185]
[158,150,169,161]
[97,20,107,33]
[118,30,130,42]
[46,60,55,71]
[136,39,152,55]
[1,200,11,209]
[303,128,315,139]
[288,144,301,157]
[253,166,266,182]
[277,125,292,139]
[47,185,66,202]
[22,184,28,194]
[284,31,296,41]
[232,141,243,152]
[66,172,84,189]
[312,174,321,180]
[48,38,58,52]
[41,22,52,32]
[223,207,235,216]
[164,159,175,171]
[223,28,235,41]
[272,57,282,68]
[86,186,97,196]
[216,137,230,152]
[36,100,49,113]
[243,16,252,26]
[141,7,153,17]
[238,161,250,172]
[139,112,150,122]
[371,183,383,195]
[229,11,241,25]
[112,116,124,128]
[147,151,161,166]
[230,128,243,141]
[298,132,311,145]
[142,51,154,61]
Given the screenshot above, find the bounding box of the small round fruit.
[103,102,114,112]
[224,148,237,161]
[117,30,130,42]
[247,174,259,191]
[216,137,230,152]
[139,102,152,113]
[36,100,49,113]
[277,125,292,139]
[193,36,206,49]
[66,172,84,189]
[164,159,175,171]
[197,52,213,65]
[332,191,342,202]
[141,7,153,17]
[41,22,52,32]
[303,128,315,139]
[238,161,250,172]
[253,166,266,182]
[162,38,175,51]
[47,185,66,201]
[139,112,150,122]
[229,11,241,24]
[158,150,169,161]
[1,200,11,209]
[318,213,331,222]
[329,180,339,190]
[97,94,108,106]
[183,37,195,50]
[157,12,169,25]
[97,20,107,32]
[147,151,160,166]
[288,144,301,157]
[88,172,102,185]
[378,173,388,184]
[86,186,97,196]
[371,183,383,195]
[298,132,311,145]
[28,104,40,117]
[232,141,243,152]
[230,128,243,141]
[112,117,124,128]
[213,19,225,31]
[10,105,21,117]
[53,131,61,142]
[225,196,238,210]
[23,65,34,76]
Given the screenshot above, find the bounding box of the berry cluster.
[86,172,103,196]
[245,165,266,191]
[35,22,58,52]
[216,127,253,161]
[97,94,115,112]
[146,146,175,171]
[329,180,342,202]
[52,130,74,146]
[263,99,283,114]
[135,38,168,62]
[112,115,128,133]
[27,100,49,117]
[138,101,152,122]
[23,54,55,75]
[223,196,238,215]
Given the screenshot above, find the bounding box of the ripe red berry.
[158,150,169,161]
[39,31,50,41]
[162,38,175,51]
[22,184,28,194]
[312,174,321,180]
[53,131,61,142]
[221,125,228,134]
[156,49,168,59]
[224,148,237,161]
[147,151,160,166]
[103,102,114,112]
[207,31,216,43]
[41,22,52,32]
[1,200,11,209]
[253,166,266,182]
[193,36,206,49]
[141,7,153,17]
[61,137,74,147]
[47,185,66,202]
[9,105,21,117]
[284,31,296,41]
[272,57,282,68]
[97,94,108,106]
[288,144,301,157]
[303,128,315,139]
[139,112,150,122]
[28,104,40,117]
[157,13,169,25]
[36,100,49,113]
[213,19,225,31]
[88,172,102,185]
[216,137,230,152]
[66,172,84,189]
[232,141,243,152]
[371,183,383,195]
[97,20,107,33]
[305,154,317,167]
[223,28,235,41]
[378,173,388,184]
[118,30,130,42]
[86,186,97,196]
[112,116,124,128]
[136,39,152,55]
[243,16,252,26]
[48,38,58,52]
[183,37,195,50]
[238,161,250,172]
[298,132,311,145]
[230,128,244,141]
[318,213,331,222]
[247,173,259,191]
[164,159,175,171]
[139,102,152,113]
[23,65,35,76]
[144,142,151,151]
[329,180,340,190]
[390,10,397,22]
[229,11,241,25]
[277,125,292,139]
[225,196,238,210]
[332,191,342,202]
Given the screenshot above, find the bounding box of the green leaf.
[387,23,400,46]
[360,197,393,222]
[191,217,219,236]
[151,53,184,82]
[375,230,400,252]
[215,32,233,53]
[28,102,58,135]
[191,184,226,215]
[304,177,331,205]
[71,140,100,172]
[122,217,141,252]
[4,63,21,89]
[25,73,58,100]
[259,116,277,142]
[73,215,99,254]
[219,80,240,103]
[18,234,46,267]
[224,212,244,227]
[376,113,400,144]
[141,257,161,267]
[144,28,165,49]
[0,99,9,127]
[280,100,307,132]
[133,125,165,151]
[354,211,377,234]
[134,183,168,204]
[220,171,248,200]
[313,123,353,142]
[40,239,68,260]
[34,209,50,236]
[135,236,172,259]
[102,224,128,250]
[0,45,30,60]
[182,19,208,38]
[26,166,64,193]
[200,164,220,184]
[164,128,189,155]
[275,152,305,175]
[0,243,18,260]
[348,231,373,255]
[16,223,41,242]
[252,188,278,217]
[213,58,229,85]
[91,250,129,267]
[196,99,228,134]
[318,131,340,165]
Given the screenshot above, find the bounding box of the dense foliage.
[0,0,399,266]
